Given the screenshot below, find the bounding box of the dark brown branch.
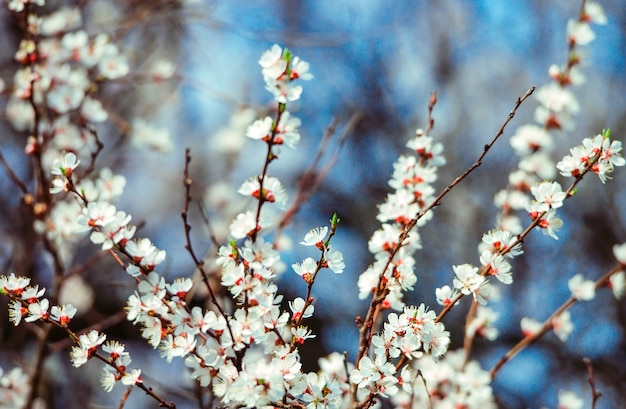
[583,357,602,409]
[180,148,235,345]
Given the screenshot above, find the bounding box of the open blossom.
[558,390,584,409]
[246,116,273,140]
[583,2,607,25]
[258,44,312,103]
[290,56,313,81]
[71,330,106,367]
[229,210,258,239]
[89,210,135,250]
[0,273,31,296]
[568,274,596,301]
[51,152,80,177]
[291,325,315,345]
[556,147,587,177]
[292,257,318,282]
[100,368,118,393]
[534,83,579,115]
[289,297,314,322]
[259,44,287,80]
[558,133,625,182]
[50,304,77,326]
[76,201,117,230]
[530,181,566,210]
[452,264,489,304]
[510,125,554,155]
[103,340,128,360]
[466,306,499,340]
[351,355,397,396]
[480,250,513,284]
[599,139,625,169]
[121,368,142,386]
[301,226,328,247]
[536,209,563,240]
[480,229,523,258]
[405,131,446,166]
[130,118,173,152]
[125,238,160,262]
[324,247,345,274]
[520,317,542,337]
[238,175,287,209]
[435,285,454,307]
[552,311,573,342]
[8,300,27,326]
[274,111,301,148]
[25,298,49,322]
[421,322,451,359]
[566,20,595,46]
[98,43,129,79]
[613,243,626,265]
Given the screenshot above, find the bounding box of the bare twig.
[274,112,360,244]
[583,357,602,409]
[117,385,133,409]
[417,369,433,409]
[0,150,29,195]
[181,150,230,311]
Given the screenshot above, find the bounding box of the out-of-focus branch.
[274,112,360,244]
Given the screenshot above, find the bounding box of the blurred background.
[1,0,625,408]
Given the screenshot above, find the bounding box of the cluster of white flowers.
[496,2,625,353]
[358,127,445,309]
[0,365,33,409]
[202,46,352,407]
[0,272,145,395]
[4,1,177,267]
[557,131,625,183]
[1,273,76,328]
[2,1,626,408]
[351,304,450,400]
[497,1,607,235]
[390,349,496,409]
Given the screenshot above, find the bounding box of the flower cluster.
[35,43,350,408]
[259,44,313,104]
[1,1,625,408]
[0,366,32,409]
[390,349,496,408]
[351,304,450,400]
[498,1,607,234]
[557,130,625,183]
[0,272,144,395]
[358,127,445,309]
[1,273,76,327]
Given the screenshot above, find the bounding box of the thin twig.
[416,369,433,409]
[274,112,360,244]
[117,385,133,409]
[180,149,236,353]
[425,90,437,135]
[583,357,602,409]
[0,149,29,195]
[490,264,623,379]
